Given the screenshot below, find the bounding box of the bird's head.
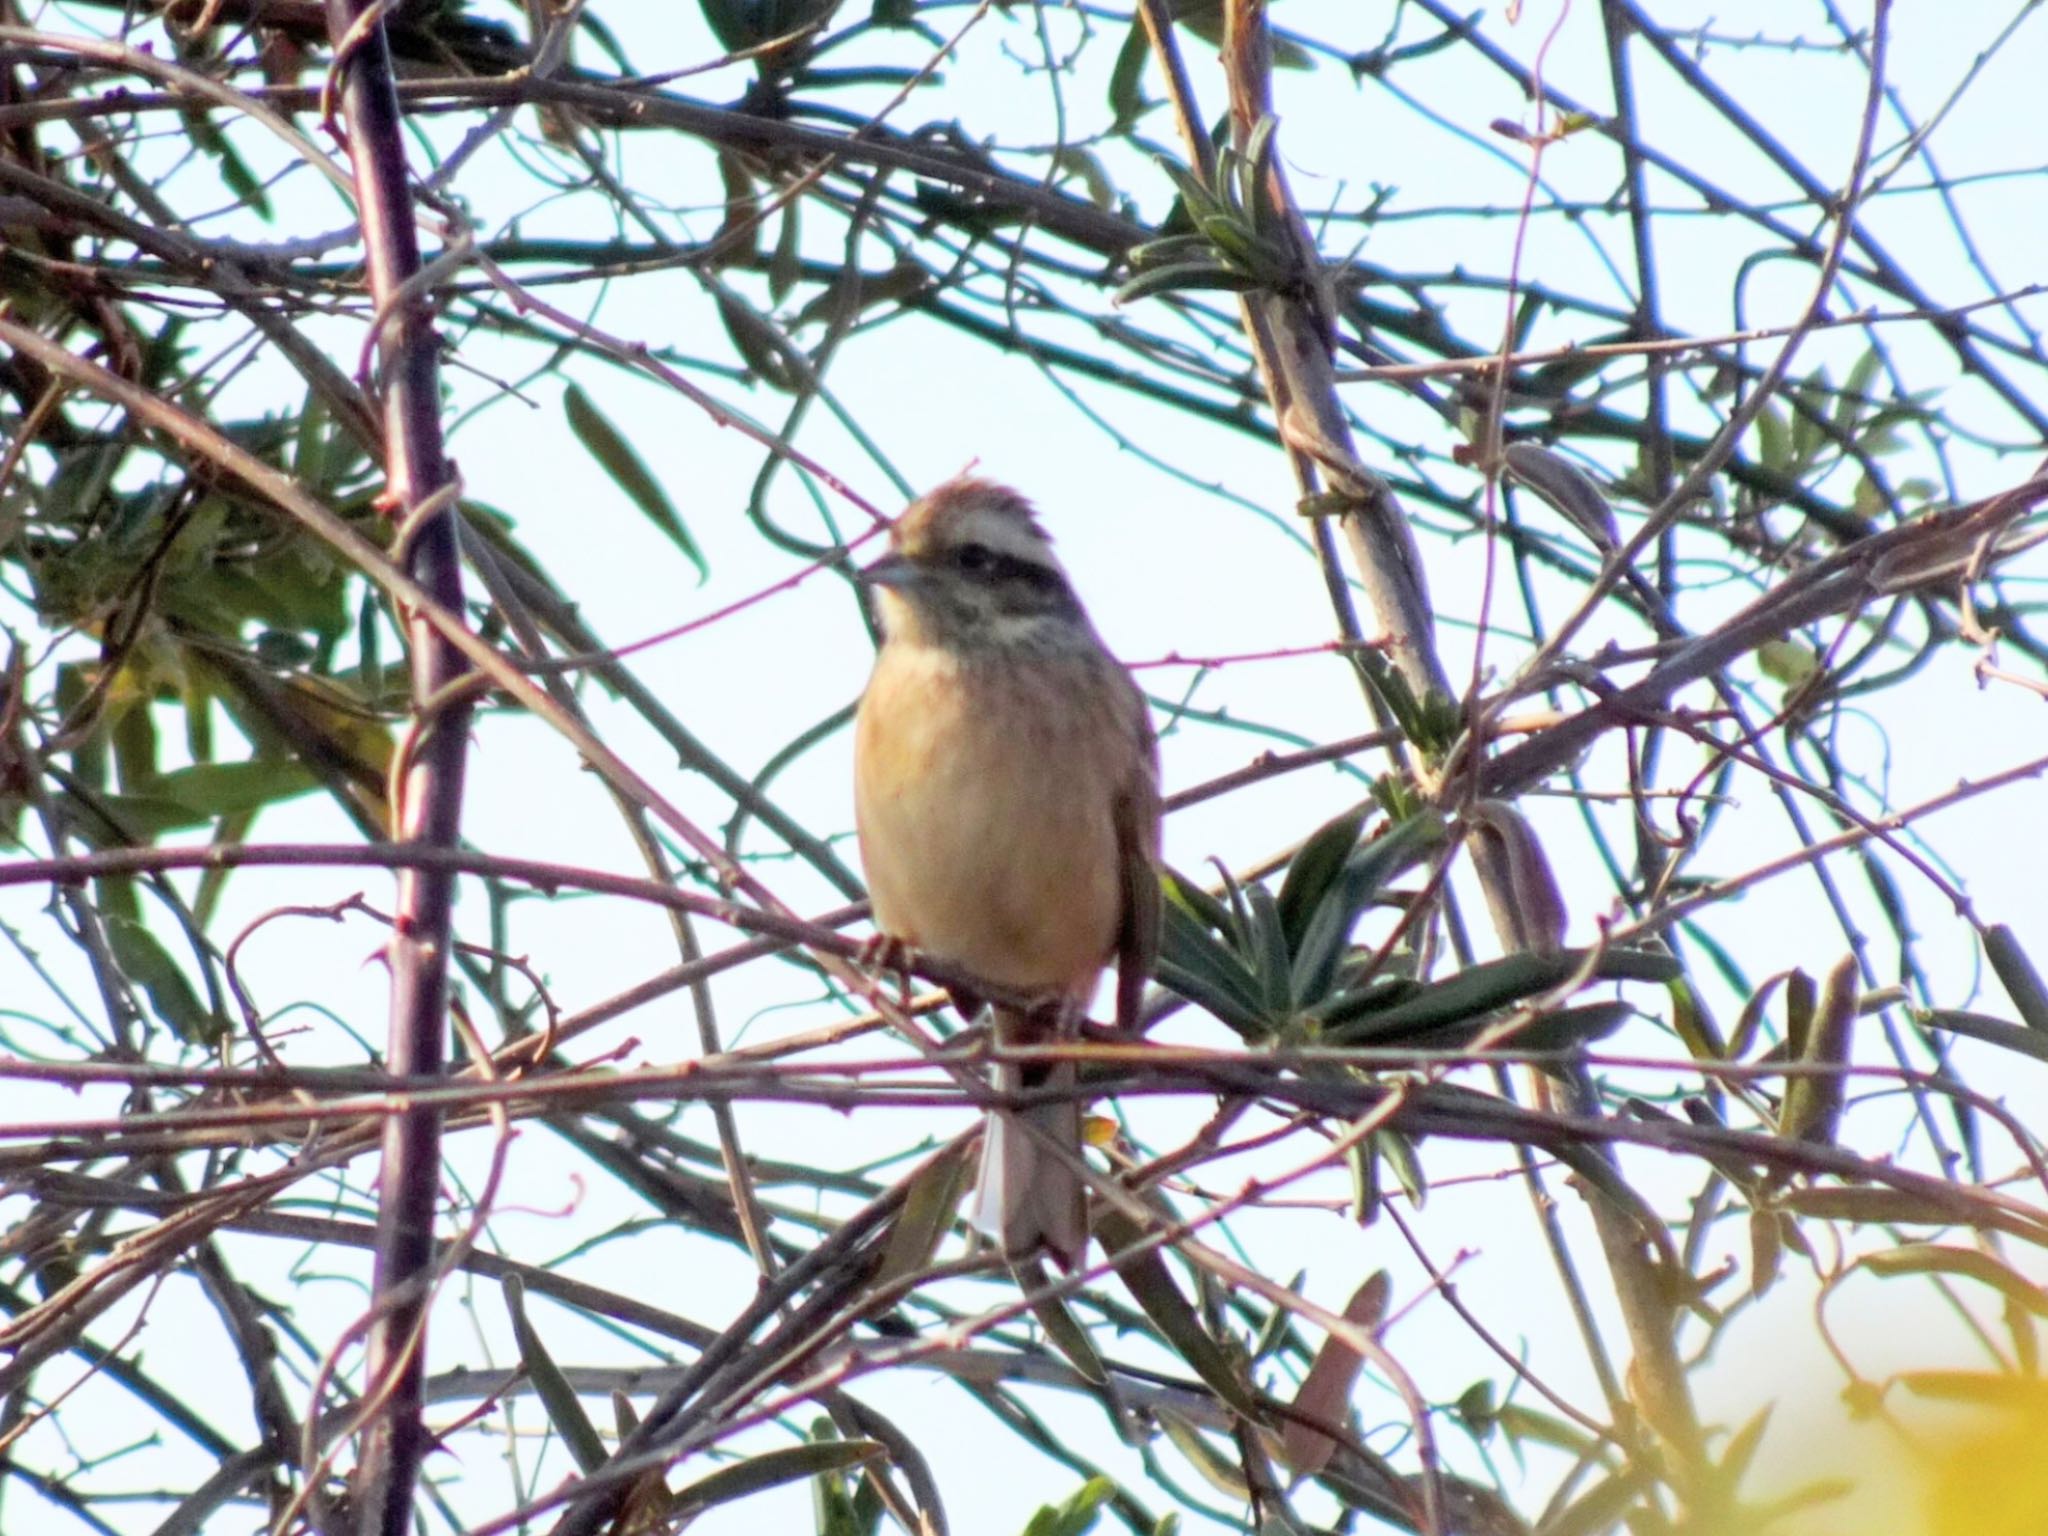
[861,477,1090,649]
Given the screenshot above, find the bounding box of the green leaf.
[1021,1475,1116,1536]
[1452,1380,1497,1440]
[151,760,321,820]
[1250,1270,1307,1363]
[1113,262,1261,306]
[1757,637,1818,687]
[1346,1136,1378,1225]
[1098,1205,1262,1420]
[1918,1007,2048,1064]
[1782,966,1817,1059]
[1153,1409,1251,1501]
[1749,1208,1782,1299]
[1244,883,1294,1022]
[715,292,807,392]
[769,200,803,302]
[811,1418,866,1536]
[82,791,216,840]
[1897,1370,2048,1406]
[849,1464,886,1536]
[1836,345,1885,435]
[1727,969,1794,1061]
[1493,1401,1603,1458]
[1861,1245,2048,1319]
[504,1275,608,1473]
[1497,1000,1634,1053]
[1107,19,1152,129]
[669,1439,885,1524]
[1195,210,1260,267]
[1156,886,1270,1040]
[358,587,385,708]
[183,108,273,221]
[1986,924,2048,1033]
[1125,234,1220,268]
[1053,147,1116,212]
[1289,812,1445,1008]
[111,693,160,795]
[1541,1467,1652,1536]
[1275,804,1368,950]
[875,1140,974,1287]
[1502,441,1619,549]
[1012,1256,1109,1385]
[1665,975,1726,1059]
[1775,1185,1963,1228]
[1790,367,1830,466]
[1780,952,1858,1146]
[1753,401,1791,474]
[1160,867,1233,935]
[105,915,222,1046]
[292,386,330,489]
[1153,156,1226,221]
[563,384,707,582]
[1322,948,1678,1044]
[1351,649,1434,749]
[1236,116,1280,224]
[1372,1127,1426,1208]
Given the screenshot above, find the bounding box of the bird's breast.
[855,640,1134,998]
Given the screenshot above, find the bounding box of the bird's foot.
[856,933,920,1011]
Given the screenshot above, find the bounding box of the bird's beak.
[859,550,920,590]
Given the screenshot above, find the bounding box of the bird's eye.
[955,543,997,575]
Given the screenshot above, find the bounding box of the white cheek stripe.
[952,508,1062,574]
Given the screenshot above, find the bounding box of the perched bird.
[854,478,1161,1268]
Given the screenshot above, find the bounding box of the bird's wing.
[1112,775,1162,1034]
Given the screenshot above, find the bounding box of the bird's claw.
[857,932,919,1011]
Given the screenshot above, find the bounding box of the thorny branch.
[2,3,2046,1534]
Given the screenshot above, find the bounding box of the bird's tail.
[973,1004,1087,1268]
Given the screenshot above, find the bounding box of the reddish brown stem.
[321,3,470,1533]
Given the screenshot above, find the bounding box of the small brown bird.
[854,478,1161,1267]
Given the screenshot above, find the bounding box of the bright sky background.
[5,2,2047,1532]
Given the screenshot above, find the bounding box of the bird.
[853,477,1161,1268]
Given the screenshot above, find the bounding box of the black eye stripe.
[951,543,1067,594]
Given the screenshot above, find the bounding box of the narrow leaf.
[151,760,320,819]
[1280,1272,1388,1475]
[1022,1474,1116,1536]
[105,915,221,1046]
[1274,804,1368,951]
[1098,1206,1262,1420]
[1502,441,1618,550]
[875,1140,974,1287]
[504,1275,608,1474]
[1777,1186,1964,1228]
[1154,1409,1252,1500]
[1290,812,1445,1008]
[1107,19,1152,128]
[1780,952,1858,1145]
[669,1440,885,1522]
[1113,262,1262,305]
[1860,1245,2048,1318]
[1244,883,1294,1022]
[1013,1256,1109,1386]
[1987,924,2048,1033]
[563,384,707,581]
[1918,1007,2048,1064]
